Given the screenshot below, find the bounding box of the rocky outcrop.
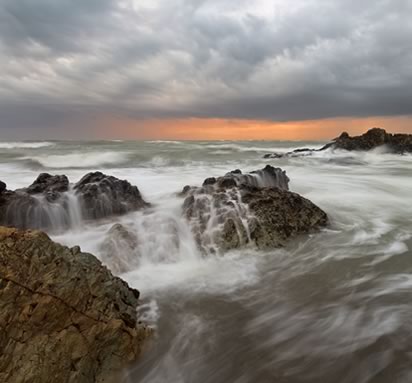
[322,128,412,153]
[99,223,140,275]
[0,172,149,231]
[199,165,290,190]
[24,173,69,201]
[264,128,412,158]
[0,226,151,383]
[74,172,149,220]
[181,165,327,254]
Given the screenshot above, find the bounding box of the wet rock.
[0,172,149,230]
[196,165,289,191]
[263,128,412,158]
[263,148,317,159]
[0,226,151,383]
[25,173,69,195]
[74,172,149,220]
[326,127,412,153]
[0,180,6,193]
[99,223,140,275]
[0,189,68,230]
[20,173,69,202]
[182,166,326,253]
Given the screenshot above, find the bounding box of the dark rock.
[203,177,217,186]
[0,172,149,230]
[205,165,290,191]
[25,173,69,195]
[74,172,149,220]
[182,166,326,253]
[0,189,68,230]
[24,173,69,202]
[265,128,412,158]
[331,127,389,151]
[0,226,151,383]
[0,181,6,193]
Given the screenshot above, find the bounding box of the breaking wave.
[0,141,55,149]
[23,151,131,169]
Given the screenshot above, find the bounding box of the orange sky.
[101,115,412,140]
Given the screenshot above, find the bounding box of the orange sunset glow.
[102,116,412,140]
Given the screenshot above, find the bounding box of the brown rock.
[182,166,327,253]
[0,227,151,383]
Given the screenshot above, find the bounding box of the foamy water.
[1,140,412,383]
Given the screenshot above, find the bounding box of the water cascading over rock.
[181,165,327,254]
[0,172,149,231]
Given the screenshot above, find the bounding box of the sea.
[1,139,412,383]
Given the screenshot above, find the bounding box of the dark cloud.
[0,0,411,136]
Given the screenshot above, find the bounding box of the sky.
[0,0,411,140]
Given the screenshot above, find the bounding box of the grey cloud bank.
[0,0,411,137]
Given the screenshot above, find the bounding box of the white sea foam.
[3,139,412,382]
[23,151,130,169]
[0,141,55,149]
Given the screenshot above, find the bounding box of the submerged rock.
[0,172,149,230]
[182,166,327,254]
[0,226,151,383]
[74,172,149,220]
[99,223,140,274]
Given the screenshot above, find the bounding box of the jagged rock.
[322,127,412,153]
[0,226,151,383]
[99,223,140,275]
[24,173,69,201]
[187,165,289,194]
[182,166,327,254]
[0,181,6,194]
[74,172,149,220]
[0,172,149,230]
[0,189,69,230]
[263,128,412,158]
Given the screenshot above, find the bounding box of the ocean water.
[1,140,412,383]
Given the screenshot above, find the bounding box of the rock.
[326,127,389,151]
[242,186,328,248]
[0,181,6,194]
[182,166,327,253]
[99,223,140,275]
[0,189,66,230]
[263,148,317,159]
[24,173,69,202]
[74,172,149,220]
[0,226,151,383]
[0,172,149,230]
[195,165,289,191]
[264,128,412,158]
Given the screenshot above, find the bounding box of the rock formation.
[74,172,149,220]
[181,165,327,254]
[0,172,149,231]
[322,128,412,153]
[264,128,412,158]
[0,226,151,383]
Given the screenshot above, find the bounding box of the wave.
[0,141,55,149]
[146,140,184,145]
[23,151,130,169]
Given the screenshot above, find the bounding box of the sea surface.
[1,140,412,383]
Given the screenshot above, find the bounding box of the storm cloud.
[0,0,411,135]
